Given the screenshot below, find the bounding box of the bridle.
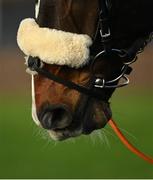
[24,0,153,164]
[27,0,152,101]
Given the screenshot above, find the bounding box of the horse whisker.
[101,130,111,149]
[103,128,118,140]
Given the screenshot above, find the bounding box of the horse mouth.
[48,127,83,141]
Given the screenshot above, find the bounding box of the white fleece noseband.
[17,18,93,68]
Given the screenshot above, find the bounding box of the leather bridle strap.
[120,38,148,64]
[28,56,105,99]
[98,0,111,51]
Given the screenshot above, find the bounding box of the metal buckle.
[100,28,111,38]
[95,78,105,88]
[94,75,129,89]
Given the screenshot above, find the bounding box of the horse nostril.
[41,111,53,130]
[40,106,72,130]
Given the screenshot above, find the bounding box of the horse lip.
[82,129,93,135]
[48,126,83,141]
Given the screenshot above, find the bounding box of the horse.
[17,0,153,163]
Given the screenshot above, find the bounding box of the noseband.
[27,0,152,100]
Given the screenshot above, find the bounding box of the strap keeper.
[100,28,111,39]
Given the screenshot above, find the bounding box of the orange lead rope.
[108,119,153,164]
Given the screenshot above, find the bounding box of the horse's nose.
[40,106,72,130]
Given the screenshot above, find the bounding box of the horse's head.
[17,0,153,140]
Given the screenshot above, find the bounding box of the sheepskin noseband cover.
[17,18,93,68]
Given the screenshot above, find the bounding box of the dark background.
[0,0,34,48]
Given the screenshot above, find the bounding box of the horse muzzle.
[36,101,111,141]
